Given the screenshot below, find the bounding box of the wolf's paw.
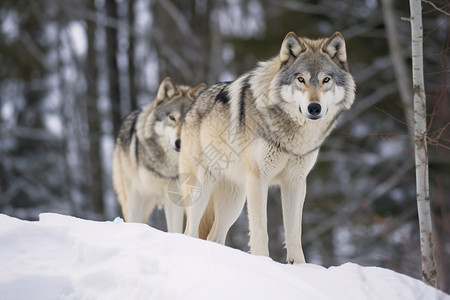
[249,241,270,257]
[287,258,306,264]
[287,252,306,264]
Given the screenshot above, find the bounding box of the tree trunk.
[128,0,138,111]
[56,17,76,216]
[381,0,414,137]
[206,0,223,83]
[105,0,121,139]
[86,0,104,216]
[408,0,437,287]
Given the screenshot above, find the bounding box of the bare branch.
[304,157,414,245]
[336,83,397,130]
[9,126,60,141]
[154,0,201,46]
[151,29,196,80]
[422,0,450,16]
[18,32,46,68]
[58,2,145,39]
[354,56,391,84]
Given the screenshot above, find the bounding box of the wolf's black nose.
[308,103,321,116]
[175,139,181,151]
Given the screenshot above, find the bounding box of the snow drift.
[0,213,447,300]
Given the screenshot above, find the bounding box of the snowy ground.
[0,213,448,300]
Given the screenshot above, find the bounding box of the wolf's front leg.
[246,172,270,257]
[281,178,307,264]
[164,198,184,233]
[126,188,156,224]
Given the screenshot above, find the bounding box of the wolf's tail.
[198,196,215,239]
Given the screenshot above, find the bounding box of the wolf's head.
[153,77,206,152]
[276,32,355,121]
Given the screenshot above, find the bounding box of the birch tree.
[408,0,436,287]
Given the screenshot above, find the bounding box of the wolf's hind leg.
[207,180,246,245]
[184,172,215,238]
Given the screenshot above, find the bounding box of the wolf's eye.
[168,115,176,121]
[323,77,331,83]
[297,76,305,83]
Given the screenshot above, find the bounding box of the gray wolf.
[113,77,206,232]
[180,32,356,263]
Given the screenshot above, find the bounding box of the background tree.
[105,0,121,139]
[86,0,104,216]
[408,0,437,286]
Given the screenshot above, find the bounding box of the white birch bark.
[408,0,437,287]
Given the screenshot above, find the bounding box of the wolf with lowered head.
[113,77,206,232]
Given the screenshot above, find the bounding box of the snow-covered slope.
[0,213,447,300]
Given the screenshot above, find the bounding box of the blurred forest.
[0,0,449,292]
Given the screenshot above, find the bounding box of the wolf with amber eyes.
[179,32,355,263]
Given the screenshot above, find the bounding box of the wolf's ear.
[280,32,307,65]
[189,83,207,99]
[155,77,179,105]
[322,32,348,71]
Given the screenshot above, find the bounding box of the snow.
[0,213,447,300]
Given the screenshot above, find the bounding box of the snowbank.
[0,213,447,300]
